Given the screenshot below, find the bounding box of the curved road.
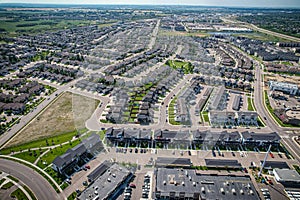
[0,158,62,200]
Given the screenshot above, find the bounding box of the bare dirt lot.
[6,92,99,147]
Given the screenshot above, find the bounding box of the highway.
[221,17,300,42]
[0,158,61,200]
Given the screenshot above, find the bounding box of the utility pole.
[258,144,272,177]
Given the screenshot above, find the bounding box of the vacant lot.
[6,92,99,147]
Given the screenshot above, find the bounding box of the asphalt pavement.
[0,158,62,200]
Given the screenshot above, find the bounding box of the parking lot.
[63,145,296,199]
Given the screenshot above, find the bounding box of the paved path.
[0,172,33,200]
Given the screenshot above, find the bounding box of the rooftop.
[273,169,300,183]
[79,163,131,200]
[155,168,259,200]
[155,157,192,167]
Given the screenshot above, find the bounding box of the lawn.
[166,60,194,74]
[1,181,14,189]
[168,97,181,125]
[202,114,210,123]
[45,167,65,185]
[37,139,82,169]
[232,32,291,42]
[61,182,69,190]
[11,188,29,200]
[13,151,42,164]
[1,130,79,155]
[0,18,103,36]
[247,97,255,111]
[67,192,77,200]
[5,92,98,148]
[158,30,209,38]
[0,178,5,186]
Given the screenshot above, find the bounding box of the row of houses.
[105,127,280,149]
[207,85,228,110]
[0,80,45,114]
[209,110,258,126]
[18,62,84,84]
[233,37,300,62]
[265,63,300,75]
[52,134,103,175]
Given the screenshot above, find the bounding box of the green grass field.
[232,32,291,42]
[166,60,194,74]
[37,139,82,169]
[0,18,112,37]
[1,181,14,190]
[247,97,255,111]
[168,97,181,125]
[11,188,29,200]
[1,130,80,155]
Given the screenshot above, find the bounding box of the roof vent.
[201,187,205,193]
[182,181,185,186]
[232,188,236,195]
[240,189,244,195]
[163,180,166,185]
[250,190,254,195]
[189,176,192,181]
[220,188,225,194]
[193,182,196,186]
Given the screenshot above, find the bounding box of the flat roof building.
[79,162,132,200]
[273,169,300,186]
[232,95,241,111]
[155,157,192,168]
[205,159,242,169]
[269,81,298,95]
[155,168,259,200]
[260,161,290,170]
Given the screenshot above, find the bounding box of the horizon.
[1,0,300,8]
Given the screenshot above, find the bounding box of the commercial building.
[269,81,298,95]
[260,161,290,170]
[155,168,259,200]
[205,159,242,169]
[79,162,132,200]
[155,157,192,168]
[273,169,300,187]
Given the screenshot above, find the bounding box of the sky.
[1,0,300,8]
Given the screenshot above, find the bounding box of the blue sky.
[1,0,300,8]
